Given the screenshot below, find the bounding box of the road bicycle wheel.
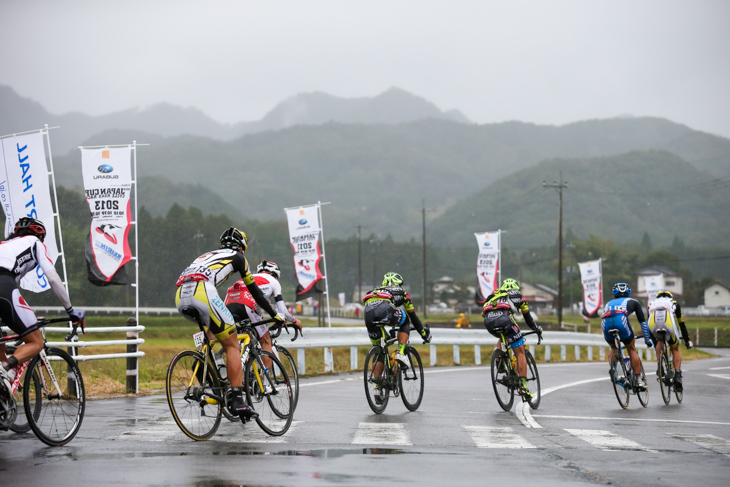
[637,361,649,407]
[10,365,41,434]
[24,347,85,446]
[364,346,389,414]
[674,374,683,403]
[244,351,293,436]
[274,345,299,411]
[611,351,630,409]
[524,350,541,410]
[658,352,672,405]
[490,349,514,411]
[399,346,424,411]
[166,350,222,441]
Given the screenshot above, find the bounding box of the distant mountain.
[0,85,469,153]
[428,150,730,249]
[48,117,730,246]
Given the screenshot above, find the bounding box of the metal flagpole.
[42,125,70,288]
[132,141,140,325]
[317,201,332,327]
[497,229,502,286]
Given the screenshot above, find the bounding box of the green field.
[41,313,727,398]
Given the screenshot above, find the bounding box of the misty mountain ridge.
[0,85,469,153]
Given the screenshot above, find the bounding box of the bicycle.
[490,330,541,411]
[268,321,302,411]
[165,309,293,441]
[608,329,649,409]
[363,323,428,414]
[655,329,682,405]
[0,317,86,446]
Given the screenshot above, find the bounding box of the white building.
[704,281,730,308]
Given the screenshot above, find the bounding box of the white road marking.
[707,373,730,380]
[565,429,656,452]
[709,366,730,370]
[463,426,536,449]
[517,402,542,429]
[119,420,181,441]
[352,422,412,445]
[533,415,730,426]
[299,377,359,387]
[670,433,730,457]
[228,421,303,444]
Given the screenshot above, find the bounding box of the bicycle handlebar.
[236,317,302,342]
[522,329,543,345]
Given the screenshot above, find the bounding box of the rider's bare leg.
[626,339,641,375]
[514,344,527,377]
[259,332,273,370]
[6,330,43,367]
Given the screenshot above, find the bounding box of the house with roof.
[705,281,730,308]
[635,266,683,298]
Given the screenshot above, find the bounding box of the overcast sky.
[2,1,729,138]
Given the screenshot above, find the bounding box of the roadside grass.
[55,314,726,398]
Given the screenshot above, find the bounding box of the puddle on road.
[79,447,424,461]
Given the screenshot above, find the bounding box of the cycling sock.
[1,356,17,371]
[398,343,406,355]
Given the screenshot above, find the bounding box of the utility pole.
[543,174,568,327]
[356,225,364,302]
[421,200,437,318]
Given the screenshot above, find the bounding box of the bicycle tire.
[364,346,389,414]
[399,346,424,411]
[9,365,41,434]
[490,349,514,411]
[611,351,630,409]
[637,361,649,407]
[244,351,293,436]
[658,352,671,405]
[24,347,85,446]
[166,350,222,441]
[274,345,299,411]
[675,376,683,403]
[524,350,541,410]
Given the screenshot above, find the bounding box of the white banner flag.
[286,205,323,297]
[578,259,602,316]
[644,274,664,303]
[475,231,500,301]
[81,147,134,284]
[0,132,59,292]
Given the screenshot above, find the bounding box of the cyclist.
[175,227,285,420]
[0,218,85,392]
[482,278,542,398]
[224,260,302,375]
[648,290,693,392]
[363,272,431,403]
[601,282,653,391]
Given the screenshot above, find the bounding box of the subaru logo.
[98,164,114,173]
[484,242,491,246]
[299,219,308,225]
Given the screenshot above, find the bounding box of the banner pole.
[43,125,70,291]
[132,141,140,325]
[317,201,332,327]
[498,229,502,286]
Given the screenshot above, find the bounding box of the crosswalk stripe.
[463,426,536,449]
[707,373,730,380]
[352,422,411,445]
[565,429,655,452]
[670,433,730,457]
[227,421,303,443]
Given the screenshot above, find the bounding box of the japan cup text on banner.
[0,133,59,292]
[578,259,602,316]
[81,148,133,282]
[286,206,323,295]
[475,231,500,300]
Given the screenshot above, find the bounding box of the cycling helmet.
[612,282,631,297]
[656,290,673,299]
[220,227,247,251]
[14,217,46,242]
[382,272,404,287]
[257,260,281,279]
[500,278,520,291]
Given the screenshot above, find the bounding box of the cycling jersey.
[648,296,690,346]
[175,249,276,340]
[601,297,650,345]
[481,289,537,348]
[0,235,72,337]
[225,273,295,339]
[362,285,424,344]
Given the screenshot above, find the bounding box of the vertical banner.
[285,205,323,300]
[644,274,664,303]
[474,231,500,304]
[0,132,59,292]
[81,147,133,285]
[578,259,602,316]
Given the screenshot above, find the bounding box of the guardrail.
[276,327,653,375]
[2,317,146,393]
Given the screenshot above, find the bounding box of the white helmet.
[257,260,280,279]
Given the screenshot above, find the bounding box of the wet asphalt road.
[1,349,729,486]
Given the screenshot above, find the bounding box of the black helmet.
[220,227,247,251]
[14,217,46,242]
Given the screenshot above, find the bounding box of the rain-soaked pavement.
[2,349,730,486]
